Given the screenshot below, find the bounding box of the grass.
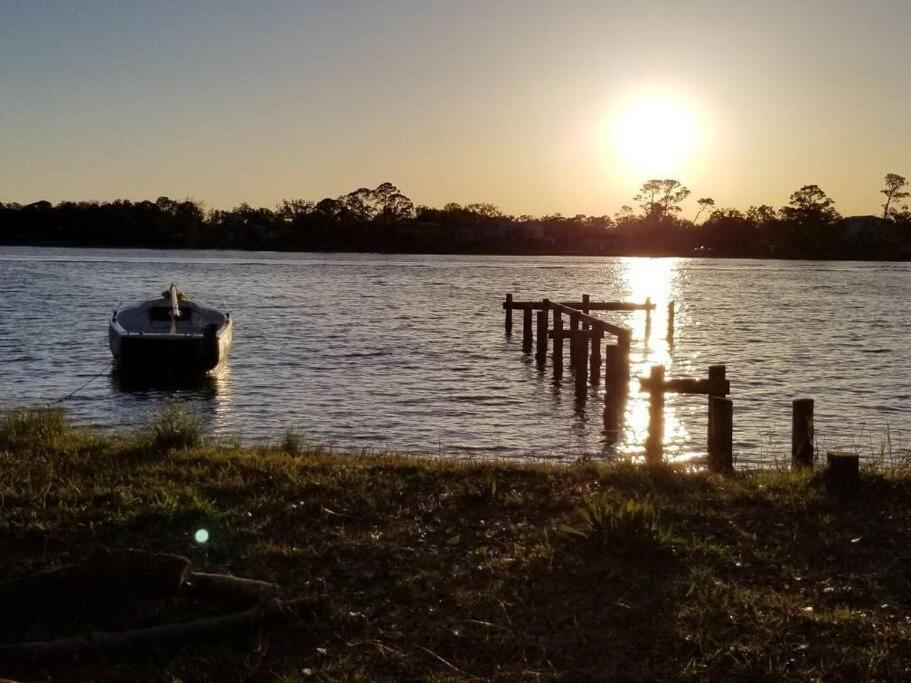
[560,494,672,555]
[2,409,911,680]
[147,405,202,451]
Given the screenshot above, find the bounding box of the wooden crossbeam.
[549,302,631,341]
[503,300,655,312]
[547,329,604,340]
[638,377,730,395]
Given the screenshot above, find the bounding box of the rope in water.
[51,360,113,404]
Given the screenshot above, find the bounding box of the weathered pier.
[639,365,732,471]
[504,294,848,480]
[634,370,852,481]
[502,293,657,402]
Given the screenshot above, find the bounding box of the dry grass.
[2,409,911,680]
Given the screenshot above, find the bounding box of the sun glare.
[610,91,700,179]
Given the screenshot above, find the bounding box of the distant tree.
[778,185,840,255]
[746,204,777,225]
[373,181,415,224]
[276,199,315,222]
[614,205,635,222]
[341,187,376,221]
[634,179,690,220]
[693,197,715,224]
[465,203,503,219]
[779,185,840,225]
[881,173,909,220]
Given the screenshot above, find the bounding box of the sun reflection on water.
[610,258,696,462]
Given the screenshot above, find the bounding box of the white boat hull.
[109,290,233,375]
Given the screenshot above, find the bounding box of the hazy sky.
[2,0,909,218]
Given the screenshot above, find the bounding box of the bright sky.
[2,0,909,218]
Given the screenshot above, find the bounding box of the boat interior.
[116,299,227,335]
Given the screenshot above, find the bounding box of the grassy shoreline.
[3,409,911,680]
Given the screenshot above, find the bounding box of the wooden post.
[666,301,675,341]
[707,365,727,453]
[792,398,815,468]
[603,344,618,397]
[535,305,548,366]
[617,331,631,383]
[708,397,733,472]
[522,308,533,354]
[581,294,590,332]
[826,451,859,491]
[569,314,580,367]
[589,324,603,385]
[572,330,588,397]
[603,380,625,438]
[645,365,665,460]
[552,309,563,379]
[505,293,513,336]
[644,296,652,338]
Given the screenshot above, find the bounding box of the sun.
[610,90,700,179]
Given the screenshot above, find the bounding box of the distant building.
[841,215,887,241]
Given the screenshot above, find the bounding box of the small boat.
[109,284,233,374]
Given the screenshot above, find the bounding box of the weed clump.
[0,407,69,451]
[280,427,303,456]
[561,494,671,555]
[148,406,200,451]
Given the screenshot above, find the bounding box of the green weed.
[0,407,69,451]
[148,405,201,451]
[561,494,672,554]
[280,427,303,456]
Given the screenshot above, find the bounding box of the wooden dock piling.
[505,293,513,336]
[522,308,533,354]
[535,305,548,366]
[581,294,590,332]
[645,297,652,337]
[826,451,859,491]
[706,365,728,453]
[569,313,580,367]
[572,330,588,396]
[552,309,563,378]
[792,398,815,468]
[589,323,603,384]
[645,365,665,460]
[603,344,619,394]
[617,331,631,382]
[708,396,734,472]
[667,301,675,341]
[640,364,732,464]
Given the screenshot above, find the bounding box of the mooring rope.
[51,361,113,404]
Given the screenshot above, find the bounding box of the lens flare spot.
[194,528,210,544]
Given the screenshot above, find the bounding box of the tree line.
[1,175,909,259]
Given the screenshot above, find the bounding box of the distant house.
[841,215,887,241]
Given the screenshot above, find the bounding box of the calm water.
[2,247,909,466]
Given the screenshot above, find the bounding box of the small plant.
[280,427,303,456]
[561,494,671,555]
[461,471,498,503]
[149,405,200,451]
[0,407,69,451]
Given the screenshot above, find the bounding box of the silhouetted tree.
[779,185,840,255]
[881,173,909,220]
[780,185,839,225]
[693,197,715,224]
[634,179,690,221]
[4,176,911,258]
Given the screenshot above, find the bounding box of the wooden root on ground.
[0,549,325,666]
[0,597,325,662]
